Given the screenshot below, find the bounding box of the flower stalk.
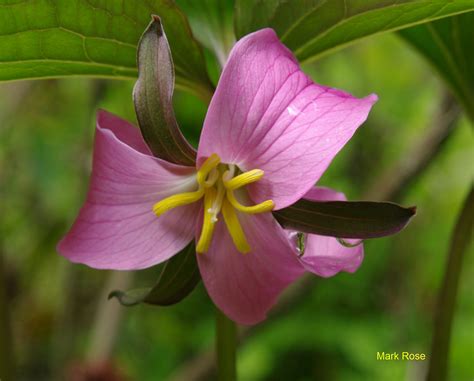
[0,252,14,381]
[427,187,473,381]
[216,308,237,381]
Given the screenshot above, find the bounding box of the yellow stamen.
[221,199,250,254]
[151,152,275,254]
[224,169,264,190]
[196,154,220,185]
[152,154,221,217]
[153,189,204,217]
[226,189,274,214]
[196,188,218,253]
[208,178,226,223]
[204,168,219,188]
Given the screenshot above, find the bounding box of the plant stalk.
[0,252,14,381]
[426,186,473,381]
[215,308,237,381]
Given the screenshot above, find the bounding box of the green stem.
[216,308,237,381]
[0,252,14,381]
[426,186,473,381]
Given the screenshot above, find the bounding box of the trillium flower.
[58,29,377,325]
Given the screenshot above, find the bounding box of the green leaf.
[399,12,474,122]
[234,0,474,64]
[133,16,196,166]
[0,0,213,100]
[273,200,416,238]
[176,0,235,66]
[109,242,200,307]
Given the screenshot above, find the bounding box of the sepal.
[133,16,197,166]
[274,200,416,238]
[109,242,200,306]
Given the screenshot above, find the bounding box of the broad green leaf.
[133,16,196,166]
[273,200,416,238]
[399,12,474,122]
[176,0,235,66]
[109,242,200,307]
[0,0,213,100]
[235,0,474,64]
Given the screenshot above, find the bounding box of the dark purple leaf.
[273,200,416,239]
[133,16,197,166]
[109,242,200,307]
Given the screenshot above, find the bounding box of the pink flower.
[58,29,377,325]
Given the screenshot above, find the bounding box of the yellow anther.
[153,189,204,217]
[196,154,220,185]
[152,152,273,254]
[196,188,218,253]
[226,189,274,214]
[208,179,226,223]
[204,168,219,188]
[224,169,264,190]
[221,199,250,254]
[154,154,220,218]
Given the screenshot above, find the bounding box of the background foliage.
[0,1,473,380]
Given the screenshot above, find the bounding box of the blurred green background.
[0,29,472,381]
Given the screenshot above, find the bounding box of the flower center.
[152,154,274,254]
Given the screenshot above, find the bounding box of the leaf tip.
[150,15,163,35]
[108,290,121,301]
[107,289,143,307]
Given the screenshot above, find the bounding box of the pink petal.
[96,109,152,155]
[297,187,364,277]
[197,29,377,209]
[197,212,304,325]
[58,110,199,270]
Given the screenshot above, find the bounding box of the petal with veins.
[58,110,199,270]
[197,29,377,209]
[198,211,304,325]
[297,187,364,277]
